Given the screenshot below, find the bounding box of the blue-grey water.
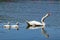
[0,1,60,40]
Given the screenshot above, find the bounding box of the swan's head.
[16,22,19,25]
[7,22,10,25]
[46,13,50,17]
[48,13,50,16]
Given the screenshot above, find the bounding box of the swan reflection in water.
[26,25,49,38]
[41,28,49,38]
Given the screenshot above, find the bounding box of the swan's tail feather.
[26,22,30,29]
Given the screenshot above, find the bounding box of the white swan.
[4,22,11,30]
[26,13,50,29]
[11,22,19,30]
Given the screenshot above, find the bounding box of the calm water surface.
[0,1,60,40]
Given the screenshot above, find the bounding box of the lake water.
[0,1,60,40]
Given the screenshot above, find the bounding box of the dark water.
[0,1,60,40]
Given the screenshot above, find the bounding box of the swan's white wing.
[4,25,10,29]
[28,21,42,25]
[11,25,18,29]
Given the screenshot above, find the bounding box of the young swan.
[4,22,11,30]
[11,22,19,30]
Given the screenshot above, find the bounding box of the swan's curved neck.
[41,14,49,24]
[16,22,19,25]
[7,22,10,25]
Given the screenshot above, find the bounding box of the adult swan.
[26,13,50,29]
